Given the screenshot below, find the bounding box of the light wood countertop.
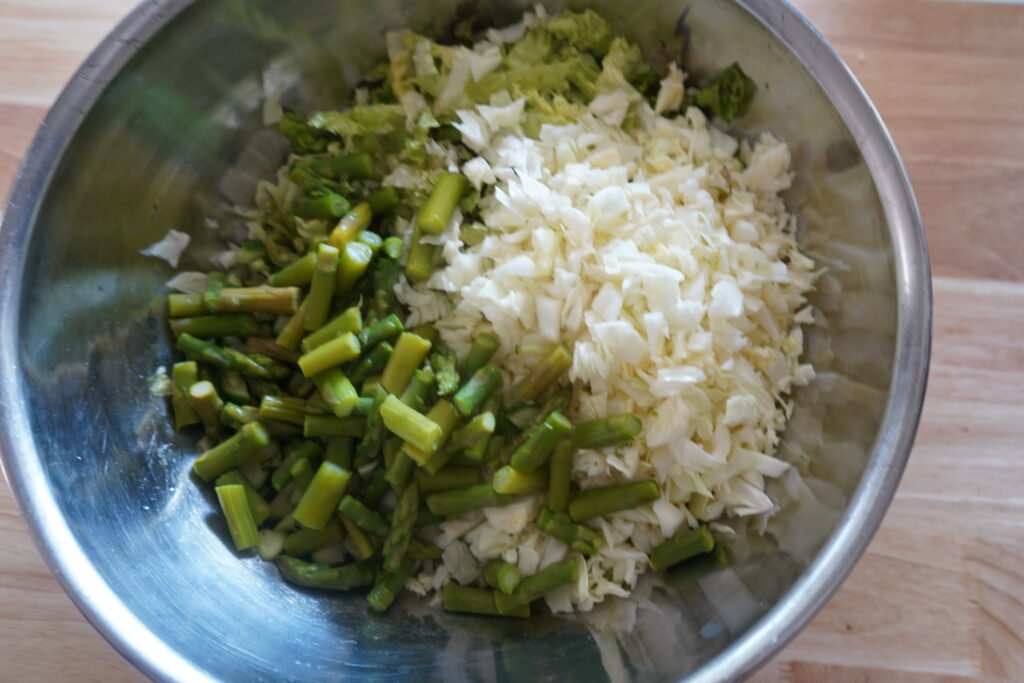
[1,0,1022,680]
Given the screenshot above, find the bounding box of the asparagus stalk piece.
[308,153,374,180]
[372,258,401,319]
[408,535,443,560]
[302,243,339,330]
[567,480,661,522]
[297,331,361,377]
[399,368,435,414]
[206,286,300,315]
[258,395,312,426]
[430,351,460,396]
[460,332,499,379]
[418,172,468,234]
[324,437,353,469]
[171,362,201,430]
[493,560,578,614]
[414,467,479,494]
[301,306,363,352]
[356,230,383,256]
[328,203,372,249]
[215,484,260,551]
[547,440,573,513]
[382,482,419,572]
[271,441,321,491]
[176,334,272,378]
[448,412,495,452]
[338,495,390,536]
[361,467,390,507]
[193,422,271,481]
[509,411,572,473]
[573,414,642,449]
[405,227,435,283]
[282,519,345,556]
[244,338,300,364]
[169,314,259,339]
[452,363,503,417]
[303,415,366,438]
[381,332,432,395]
[167,293,206,317]
[514,342,572,401]
[357,314,404,350]
[276,557,375,590]
[314,367,359,418]
[649,524,715,572]
[536,506,603,554]
[293,461,353,530]
[189,380,224,438]
[354,386,388,467]
[295,193,351,220]
[340,516,376,560]
[269,252,316,287]
[482,560,522,595]
[202,271,227,311]
[406,400,462,473]
[367,558,413,612]
[215,471,271,526]
[443,582,530,618]
[220,402,259,430]
[336,241,374,295]
[365,187,399,216]
[274,300,308,351]
[492,466,548,494]
[425,483,517,517]
[379,394,443,453]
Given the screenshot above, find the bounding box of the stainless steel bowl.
[0,0,930,680]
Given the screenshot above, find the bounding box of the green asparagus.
[171,362,201,430]
[379,394,443,453]
[269,252,316,287]
[567,480,661,522]
[514,342,572,401]
[547,440,573,512]
[535,506,602,554]
[573,414,642,449]
[418,172,468,234]
[425,483,517,517]
[381,332,432,395]
[302,243,339,330]
[276,557,375,590]
[443,582,529,618]
[509,411,573,473]
[493,559,578,614]
[215,484,260,551]
[649,524,715,572]
[169,314,259,339]
[193,422,271,481]
[382,482,419,572]
[338,495,390,536]
[482,560,522,595]
[452,363,503,417]
[492,466,548,494]
[297,331,361,377]
[460,333,499,379]
[293,461,353,530]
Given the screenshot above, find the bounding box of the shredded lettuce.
[693,63,757,123]
[546,9,614,57]
[307,104,405,138]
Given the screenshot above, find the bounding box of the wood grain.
[1,1,1023,681]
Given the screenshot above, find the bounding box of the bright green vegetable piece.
[258,395,310,426]
[381,236,403,260]
[452,363,503,417]
[303,415,366,438]
[215,484,260,551]
[567,480,660,522]
[547,440,573,512]
[573,414,642,449]
[276,557,375,590]
[650,524,715,572]
[269,252,317,287]
[492,465,548,494]
[315,367,359,418]
[206,286,300,315]
[693,63,757,123]
[373,257,401,318]
[380,394,443,453]
[514,342,572,401]
[425,483,517,517]
[405,227,435,283]
[167,293,206,317]
[356,230,383,256]
[536,506,602,554]
[283,519,345,557]
[357,313,404,350]
[443,582,529,618]
[215,471,271,526]
[493,560,578,614]
[189,380,224,438]
[408,535,443,560]
[482,560,522,595]
[328,203,373,249]
[430,351,459,396]
[295,193,351,220]
[176,334,272,378]
[367,558,414,612]
[309,152,375,180]
[461,333,499,378]
[219,370,251,405]
[275,302,308,351]
[382,481,419,572]
[448,412,495,452]
[340,516,376,560]
[324,437,353,469]
[399,368,435,414]
[171,362,201,430]
[415,467,478,494]
[336,240,374,295]
[193,422,270,481]
[365,187,400,216]
[406,400,462,472]
[302,243,339,331]
[338,495,390,537]
[381,332,432,395]
[297,331,361,377]
[301,306,363,352]
[293,461,353,530]
[509,411,572,473]
[169,314,259,339]
[418,172,468,235]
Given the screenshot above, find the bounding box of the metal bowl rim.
[0,1,931,681]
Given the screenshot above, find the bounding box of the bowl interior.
[3,0,903,680]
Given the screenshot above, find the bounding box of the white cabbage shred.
[397,56,817,609]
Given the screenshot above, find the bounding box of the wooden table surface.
[2,0,1023,680]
